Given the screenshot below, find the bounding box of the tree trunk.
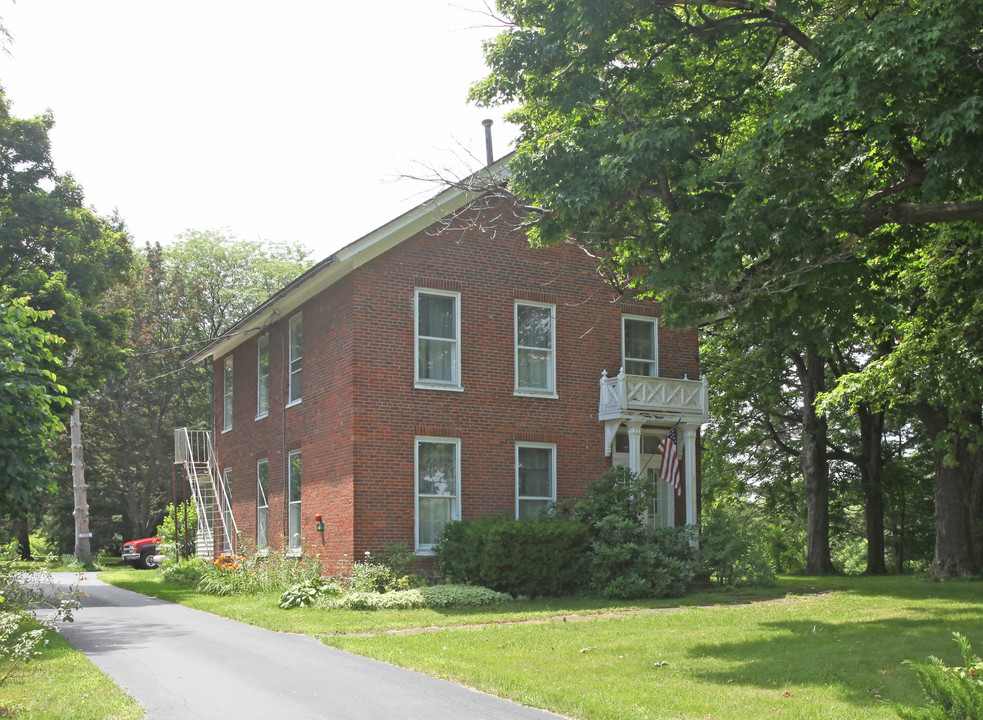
[15,516,32,561]
[858,406,887,575]
[915,404,979,577]
[795,347,836,574]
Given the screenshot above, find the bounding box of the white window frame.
[622,315,659,377]
[514,301,557,398]
[414,436,461,554]
[222,356,233,432]
[256,459,269,550]
[287,450,302,554]
[515,442,557,519]
[414,289,462,391]
[256,333,269,420]
[287,314,302,407]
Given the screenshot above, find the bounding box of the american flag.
[658,425,681,495]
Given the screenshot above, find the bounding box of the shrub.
[898,632,983,720]
[278,577,342,609]
[575,467,697,600]
[160,558,206,587]
[155,501,198,559]
[321,584,512,611]
[435,515,589,597]
[699,501,777,588]
[193,549,323,596]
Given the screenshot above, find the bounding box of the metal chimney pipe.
[482,119,494,165]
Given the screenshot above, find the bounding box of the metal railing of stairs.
[174,427,238,559]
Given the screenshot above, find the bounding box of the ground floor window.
[516,443,556,519]
[415,437,460,553]
[288,450,302,551]
[256,459,269,549]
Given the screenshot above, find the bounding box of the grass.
[100,571,983,719]
[0,623,142,720]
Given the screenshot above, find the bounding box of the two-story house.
[182,159,709,566]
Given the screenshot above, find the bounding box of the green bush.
[898,632,983,720]
[192,550,323,596]
[699,501,776,588]
[278,577,342,609]
[155,501,198,559]
[436,515,589,597]
[575,467,697,599]
[160,558,206,587]
[321,584,513,611]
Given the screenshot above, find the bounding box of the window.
[288,315,302,405]
[516,443,556,519]
[222,357,233,431]
[256,459,269,550]
[515,302,556,396]
[415,438,460,552]
[256,334,269,419]
[415,289,461,389]
[622,316,658,376]
[221,469,234,554]
[288,450,302,551]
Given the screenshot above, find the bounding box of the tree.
[0,87,131,551]
[76,234,313,547]
[472,0,983,575]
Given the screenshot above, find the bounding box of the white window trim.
[287,449,302,554]
[222,356,233,432]
[515,442,557,519]
[514,301,558,399]
[621,314,659,377]
[256,333,269,420]
[256,459,269,550]
[414,288,463,391]
[287,314,302,408]
[414,436,462,555]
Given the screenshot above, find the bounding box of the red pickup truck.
[121,536,163,569]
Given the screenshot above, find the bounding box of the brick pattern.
[212,197,701,566]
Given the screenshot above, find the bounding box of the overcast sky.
[0,1,518,260]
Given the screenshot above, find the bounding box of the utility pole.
[71,401,92,565]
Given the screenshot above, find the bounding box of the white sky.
[0,0,518,260]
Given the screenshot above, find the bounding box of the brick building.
[186,161,709,565]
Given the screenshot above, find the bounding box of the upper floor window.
[256,333,269,419]
[622,316,658,377]
[415,289,461,389]
[516,443,556,519]
[222,357,233,431]
[515,301,556,396]
[415,437,460,553]
[288,314,302,405]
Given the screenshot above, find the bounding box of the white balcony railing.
[598,369,709,421]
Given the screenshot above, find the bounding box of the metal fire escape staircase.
[174,428,238,559]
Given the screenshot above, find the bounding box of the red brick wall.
[212,196,701,567]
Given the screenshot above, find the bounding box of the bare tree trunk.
[71,403,93,565]
[916,404,979,577]
[15,517,32,560]
[794,347,836,574]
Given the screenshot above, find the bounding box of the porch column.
[681,423,698,529]
[626,420,644,476]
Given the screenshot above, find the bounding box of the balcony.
[598,369,709,423]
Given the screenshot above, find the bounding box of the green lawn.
[100,572,983,720]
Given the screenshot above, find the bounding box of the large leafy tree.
[473,0,983,575]
[68,234,313,548]
[0,85,132,519]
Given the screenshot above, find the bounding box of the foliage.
[0,298,70,508]
[155,501,198,560]
[160,558,206,587]
[278,577,340,609]
[0,543,80,688]
[435,515,589,597]
[195,549,323,597]
[898,633,983,720]
[320,585,513,611]
[575,467,696,599]
[700,501,776,588]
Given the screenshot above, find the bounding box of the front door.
[612,430,673,528]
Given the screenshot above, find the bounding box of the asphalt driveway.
[42,572,565,720]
